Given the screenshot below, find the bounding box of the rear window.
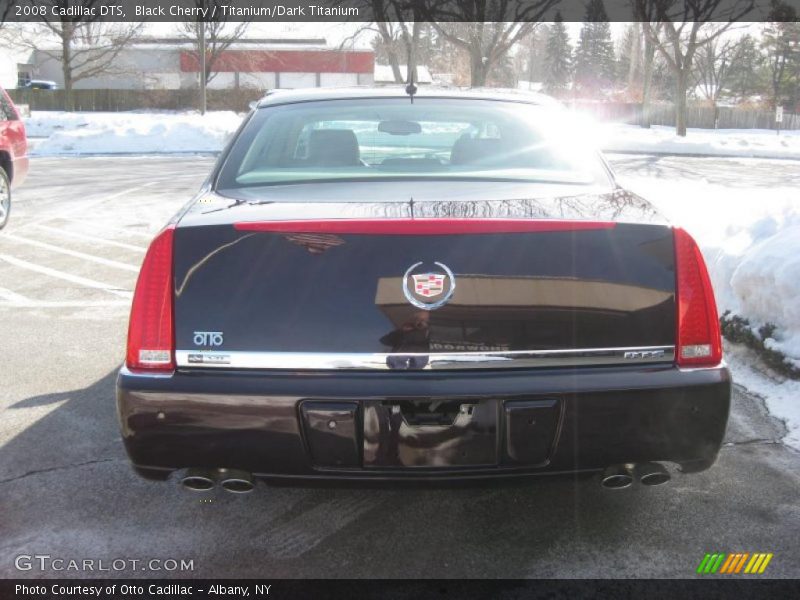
[0,89,18,122]
[216,98,610,190]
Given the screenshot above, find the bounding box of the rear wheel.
[0,167,10,230]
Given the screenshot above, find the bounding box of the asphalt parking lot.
[1,155,799,579]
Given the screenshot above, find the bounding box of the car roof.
[256,86,561,109]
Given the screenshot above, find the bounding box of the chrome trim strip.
[175,346,675,371]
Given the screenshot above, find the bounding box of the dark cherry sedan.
[117,89,729,492]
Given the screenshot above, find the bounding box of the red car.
[0,85,29,229]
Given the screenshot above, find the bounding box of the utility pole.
[199,21,207,115]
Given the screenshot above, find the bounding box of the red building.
[178,40,374,90]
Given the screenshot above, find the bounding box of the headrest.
[308,129,360,166]
[450,136,507,165]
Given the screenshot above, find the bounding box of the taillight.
[674,227,722,367]
[126,225,175,372]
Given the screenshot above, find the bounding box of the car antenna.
[405,70,417,104]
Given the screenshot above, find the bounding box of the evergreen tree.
[761,13,800,110]
[726,35,766,102]
[544,13,572,96]
[574,0,616,96]
[518,24,551,86]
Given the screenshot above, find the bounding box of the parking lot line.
[0,299,131,308]
[34,225,147,252]
[15,182,161,232]
[2,234,140,272]
[0,254,133,298]
[0,286,30,303]
[61,218,158,240]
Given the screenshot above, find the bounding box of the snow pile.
[728,225,800,363]
[602,124,800,160]
[618,164,800,366]
[26,111,243,156]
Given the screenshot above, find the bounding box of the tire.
[0,167,10,230]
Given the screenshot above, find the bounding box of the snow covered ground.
[603,123,800,160]
[25,111,243,156]
[725,343,800,451]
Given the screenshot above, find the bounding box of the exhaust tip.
[219,469,254,494]
[601,464,634,489]
[636,462,671,486]
[181,469,215,492]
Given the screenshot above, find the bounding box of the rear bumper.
[116,364,731,482]
[11,155,28,187]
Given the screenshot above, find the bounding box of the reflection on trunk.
[376,275,674,353]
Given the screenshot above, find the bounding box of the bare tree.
[372,20,423,83]
[4,1,141,110]
[374,21,406,82]
[640,25,658,127]
[623,23,643,91]
[693,33,742,126]
[179,0,250,112]
[635,0,754,136]
[340,1,425,84]
[424,1,559,87]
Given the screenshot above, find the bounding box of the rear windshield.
[216,98,610,189]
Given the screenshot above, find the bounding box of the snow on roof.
[140,37,327,45]
[37,38,335,53]
[126,42,332,52]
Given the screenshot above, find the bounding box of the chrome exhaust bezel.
[180,469,215,492]
[218,468,255,494]
[600,464,634,489]
[636,462,671,486]
[220,477,255,494]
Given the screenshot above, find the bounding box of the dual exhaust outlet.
[180,468,254,494]
[600,462,671,489]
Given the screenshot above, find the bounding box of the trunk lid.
[172,183,675,368]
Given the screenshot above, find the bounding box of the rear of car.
[0,85,29,229]
[117,91,729,490]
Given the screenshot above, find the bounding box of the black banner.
[2,579,800,600]
[0,0,788,23]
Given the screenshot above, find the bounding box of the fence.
[8,88,263,113]
[571,101,800,130]
[8,89,800,130]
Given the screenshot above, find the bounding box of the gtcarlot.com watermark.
[15,554,195,573]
